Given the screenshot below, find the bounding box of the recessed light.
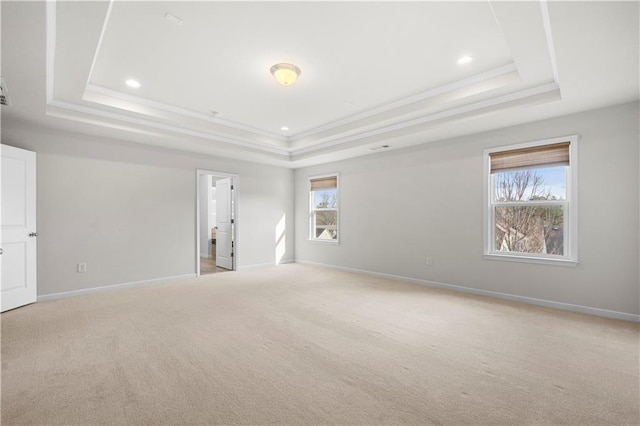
[457,56,473,65]
[281,126,290,131]
[125,79,141,88]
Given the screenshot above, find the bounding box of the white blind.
[490,142,570,173]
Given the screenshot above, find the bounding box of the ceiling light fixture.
[270,63,301,86]
[457,56,473,65]
[281,126,289,131]
[125,79,141,88]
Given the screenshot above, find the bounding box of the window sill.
[484,253,578,267]
[309,239,340,245]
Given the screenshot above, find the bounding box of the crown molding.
[289,62,519,143]
[84,84,289,143]
[290,81,560,159]
[46,100,292,158]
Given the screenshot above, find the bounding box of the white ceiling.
[1,1,638,168]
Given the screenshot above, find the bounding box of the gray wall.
[2,125,295,296]
[295,102,640,317]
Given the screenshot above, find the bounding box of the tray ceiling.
[2,1,638,167]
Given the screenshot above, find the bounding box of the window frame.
[308,173,340,244]
[483,135,579,266]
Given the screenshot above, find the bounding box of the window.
[484,136,578,265]
[309,174,339,242]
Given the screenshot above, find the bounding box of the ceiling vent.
[0,77,12,107]
[164,13,183,26]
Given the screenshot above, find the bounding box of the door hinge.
[231,252,234,258]
[230,185,234,190]
[231,219,234,224]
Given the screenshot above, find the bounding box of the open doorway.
[196,169,238,276]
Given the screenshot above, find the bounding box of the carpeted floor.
[1,264,638,425]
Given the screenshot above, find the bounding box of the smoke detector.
[0,77,12,107]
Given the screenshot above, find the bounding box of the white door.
[1,145,37,312]
[215,177,233,270]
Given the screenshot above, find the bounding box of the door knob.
[29,232,38,237]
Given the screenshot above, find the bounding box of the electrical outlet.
[77,263,87,273]
[426,257,433,266]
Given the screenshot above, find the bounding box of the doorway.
[196,169,238,276]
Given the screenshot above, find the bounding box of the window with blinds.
[489,142,570,173]
[309,175,339,242]
[484,137,578,265]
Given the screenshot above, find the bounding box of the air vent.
[164,13,183,25]
[0,77,12,107]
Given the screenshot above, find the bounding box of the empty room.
[1,1,638,424]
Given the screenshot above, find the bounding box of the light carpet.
[1,263,638,425]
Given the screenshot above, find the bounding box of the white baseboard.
[200,253,213,259]
[295,260,640,323]
[37,273,197,302]
[239,259,294,271]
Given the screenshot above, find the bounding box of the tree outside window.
[494,168,565,255]
[309,176,339,241]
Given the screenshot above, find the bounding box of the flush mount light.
[125,79,141,88]
[270,63,301,86]
[281,126,290,131]
[457,56,473,65]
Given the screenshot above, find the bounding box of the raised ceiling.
[2,1,639,167]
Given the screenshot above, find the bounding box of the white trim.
[238,260,294,271]
[196,169,239,277]
[539,0,561,86]
[308,239,340,246]
[483,253,578,267]
[291,82,560,157]
[37,273,197,302]
[85,84,288,143]
[294,260,639,323]
[483,134,578,156]
[200,253,213,259]
[289,63,518,142]
[46,100,291,158]
[84,1,114,90]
